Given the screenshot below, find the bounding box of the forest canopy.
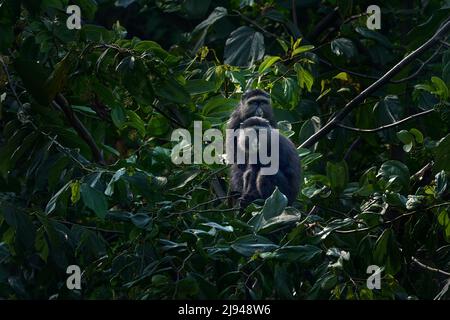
[0,0,450,300]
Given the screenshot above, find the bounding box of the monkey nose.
[256,107,264,117]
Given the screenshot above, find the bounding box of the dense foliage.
[0,0,450,300]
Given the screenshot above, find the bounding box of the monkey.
[226,89,301,208]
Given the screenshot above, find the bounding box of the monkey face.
[240,89,274,121]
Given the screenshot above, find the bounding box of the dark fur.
[227,90,301,208]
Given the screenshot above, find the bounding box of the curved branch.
[337,109,435,133]
[54,94,105,164]
[300,17,450,149]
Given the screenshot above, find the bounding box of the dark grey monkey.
[226,89,301,208]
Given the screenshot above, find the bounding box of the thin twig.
[318,44,442,84]
[307,7,339,40]
[343,137,361,161]
[411,161,433,182]
[342,12,369,25]
[337,109,435,133]
[411,256,450,276]
[231,10,278,38]
[53,219,124,234]
[300,17,450,149]
[334,202,450,234]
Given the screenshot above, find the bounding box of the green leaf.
[373,228,401,275]
[133,40,171,61]
[409,128,423,144]
[192,6,227,34]
[154,78,191,104]
[295,64,314,92]
[248,188,288,232]
[185,79,217,95]
[435,170,448,198]
[326,161,349,192]
[125,110,146,137]
[45,53,73,101]
[434,134,450,172]
[148,114,170,137]
[1,205,36,250]
[45,181,71,214]
[431,76,449,100]
[105,168,127,196]
[291,45,315,57]
[73,0,97,20]
[131,213,152,230]
[81,183,108,219]
[81,24,113,42]
[299,116,321,148]
[271,77,298,109]
[183,0,211,18]
[396,130,414,152]
[331,38,356,58]
[231,235,278,257]
[260,245,322,263]
[355,27,392,48]
[378,160,410,192]
[115,0,136,8]
[111,105,126,128]
[258,56,281,73]
[333,72,350,81]
[70,180,81,204]
[437,210,450,240]
[202,96,238,117]
[224,26,265,67]
[202,222,234,233]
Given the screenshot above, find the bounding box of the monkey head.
[235,89,276,127]
[237,116,275,159]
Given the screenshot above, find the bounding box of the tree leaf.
[224,26,265,67]
[231,235,278,257]
[248,187,288,232]
[434,134,450,172]
[331,38,356,58]
[258,55,281,73]
[81,183,108,219]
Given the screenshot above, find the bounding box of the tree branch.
[54,94,105,164]
[300,18,450,149]
[411,256,450,277]
[231,10,278,38]
[318,44,442,84]
[343,137,361,161]
[337,109,435,133]
[307,7,339,41]
[291,0,298,29]
[334,201,450,234]
[411,161,433,182]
